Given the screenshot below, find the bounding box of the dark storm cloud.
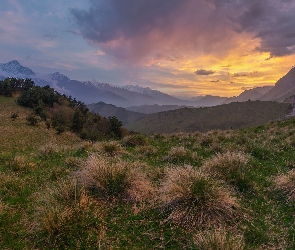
[71,0,234,61]
[195,69,215,75]
[209,0,295,57]
[71,0,184,43]
[71,0,295,61]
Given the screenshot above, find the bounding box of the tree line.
[0,77,125,141]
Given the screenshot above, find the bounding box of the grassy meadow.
[0,96,295,249]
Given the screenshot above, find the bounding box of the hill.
[223,86,273,104]
[126,101,291,135]
[260,67,295,102]
[88,102,146,126]
[125,104,190,114]
[1,94,295,249]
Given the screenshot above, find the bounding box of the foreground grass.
[0,97,295,249]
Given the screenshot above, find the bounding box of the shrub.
[194,229,245,250]
[158,166,240,229]
[274,169,295,203]
[26,113,38,125]
[121,134,148,147]
[78,156,153,203]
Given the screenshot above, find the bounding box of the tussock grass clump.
[31,178,104,240]
[0,200,8,214]
[194,229,245,250]
[165,146,188,162]
[93,141,125,156]
[121,134,148,147]
[79,156,153,203]
[203,151,250,176]
[65,156,83,169]
[39,143,61,155]
[158,166,240,229]
[274,169,295,203]
[202,151,251,191]
[9,155,35,172]
[135,145,157,157]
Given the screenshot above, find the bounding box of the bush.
[26,113,38,125]
[78,155,153,203]
[158,166,240,229]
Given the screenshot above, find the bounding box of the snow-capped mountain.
[0,60,35,76]
[121,85,157,96]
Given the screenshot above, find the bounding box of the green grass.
[1,96,295,249]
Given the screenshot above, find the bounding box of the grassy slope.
[126,101,291,135]
[0,96,295,249]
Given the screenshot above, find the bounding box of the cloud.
[209,0,295,57]
[195,69,215,75]
[233,71,259,77]
[71,0,238,62]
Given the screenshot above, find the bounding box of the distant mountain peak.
[49,72,70,82]
[0,60,35,76]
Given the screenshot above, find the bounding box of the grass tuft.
[274,169,295,203]
[158,166,240,229]
[202,151,252,191]
[78,155,153,203]
[121,134,148,147]
[194,229,245,250]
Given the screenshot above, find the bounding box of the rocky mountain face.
[223,86,273,104]
[0,60,35,76]
[260,67,295,102]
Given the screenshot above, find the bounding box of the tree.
[109,116,123,139]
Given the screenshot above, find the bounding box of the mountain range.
[0,60,229,108]
[1,60,295,112]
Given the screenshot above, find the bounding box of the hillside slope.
[260,67,295,102]
[88,102,146,126]
[1,95,295,249]
[127,101,291,135]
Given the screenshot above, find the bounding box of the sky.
[1,0,295,98]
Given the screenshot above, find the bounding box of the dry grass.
[93,141,126,156]
[202,151,250,178]
[65,156,83,169]
[31,178,104,236]
[78,155,154,203]
[39,143,61,155]
[194,229,245,250]
[121,134,148,147]
[274,169,295,202]
[0,97,82,155]
[158,166,240,229]
[9,155,35,172]
[135,145,157,157]
[0,200,8,214]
